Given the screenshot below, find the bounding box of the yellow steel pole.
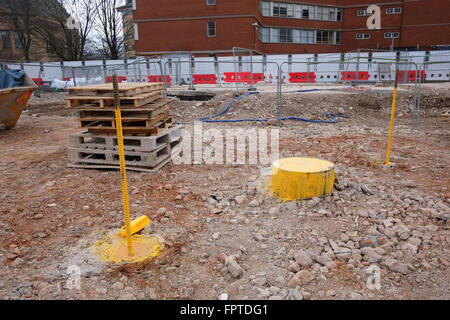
[386,64,400,166]
[112,75,134,257]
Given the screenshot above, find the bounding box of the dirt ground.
[0,84,449,300]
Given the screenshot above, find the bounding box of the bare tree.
[0,0,38,60]
[94,0,132,59]
[37,0,98,61]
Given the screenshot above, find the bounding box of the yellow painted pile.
[271,157,335,201]
[95,233,163,264]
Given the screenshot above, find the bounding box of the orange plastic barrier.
[289,72,316,83]
[148,75,171,86]
[105,76,127,83]
[193,74,217,84]
[341,72,356,81]
[357,72,370,81]
[32,78,44,86]
[223,72,265,84]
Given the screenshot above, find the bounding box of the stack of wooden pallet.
[66,82,183,172]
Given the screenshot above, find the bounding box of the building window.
[260,1,270,16]
[316,7,323,20]
[302,9,309,19]
[1,31,11,49]
[279,28,293,43]
[328,8,335,21]
[13,32,22,48]
[206,0,215,5]
[316,31,332,44]
[356,33,371,40]
[261,27,270,42]
[261,27,340,45]
[317,7,331,21]
[273,3,289,17]
[133,23,139,40]
[337,8,342,21]
[260,1,340,22]
[386,8,402,15]
[384,32,400,39]
[335,31,341,44]
[270,28,279,42]
[300,30,315,44]
[357,9,371,16]
[207,22,216,37]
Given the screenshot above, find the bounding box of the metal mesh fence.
[2,51,449,130]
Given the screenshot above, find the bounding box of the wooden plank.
[65,91,163,108]
[67,83,164,97]
[86,116,173,135]
[69,125,183,152]
[73,99,173,111]
[68,143,182,173]
[66,90,162,101]
[68,152,176,173]
[77,104,171,120]
[79,112,168,130]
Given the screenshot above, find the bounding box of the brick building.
[130,0,450,56]
[0,0,67,62]
[117,0,137,57]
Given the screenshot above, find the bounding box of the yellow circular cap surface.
[95,234,163,264]
[273,157,334,173]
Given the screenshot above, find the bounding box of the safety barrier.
[357,72,371,81]
[105,76,127,83]
[223,72,265,84]
[407,70,427,82]
[289,72,317,83]
[32,78,44,86]
[148,75,171,86]
[397,70,427,83]
[340,71,370,81]
[253,73,265,83]
[193,74,217,84]
[341,71,357,81]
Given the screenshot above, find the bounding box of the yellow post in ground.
[386,64,400,166]
[112,75,134,257]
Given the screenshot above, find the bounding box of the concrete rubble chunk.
[383,258,410,275]
[288,270,315,288]
[224,254,243,279]
[294,250,314,268]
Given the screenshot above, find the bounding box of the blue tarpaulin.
[0,69,25,89]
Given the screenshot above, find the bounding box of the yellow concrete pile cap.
[271,157,335,201]
[95,233,163,264]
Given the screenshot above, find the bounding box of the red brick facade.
[132,0,450,55]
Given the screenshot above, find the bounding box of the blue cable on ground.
[199,90,342,124]
[199,92,265,123]
[279,113,338,124]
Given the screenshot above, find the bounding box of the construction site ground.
[0,83,449,300]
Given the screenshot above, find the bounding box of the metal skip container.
[0,71,38,129]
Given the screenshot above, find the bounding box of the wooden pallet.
[67,83,164,97]
[86,116,173,135]
[69,125,184,152]
[75,100,172,120]
[79,111,168,129]
[68,142,182,172]
[68,146,181,173]
[65,90,163,108]
[69,143,171,167]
